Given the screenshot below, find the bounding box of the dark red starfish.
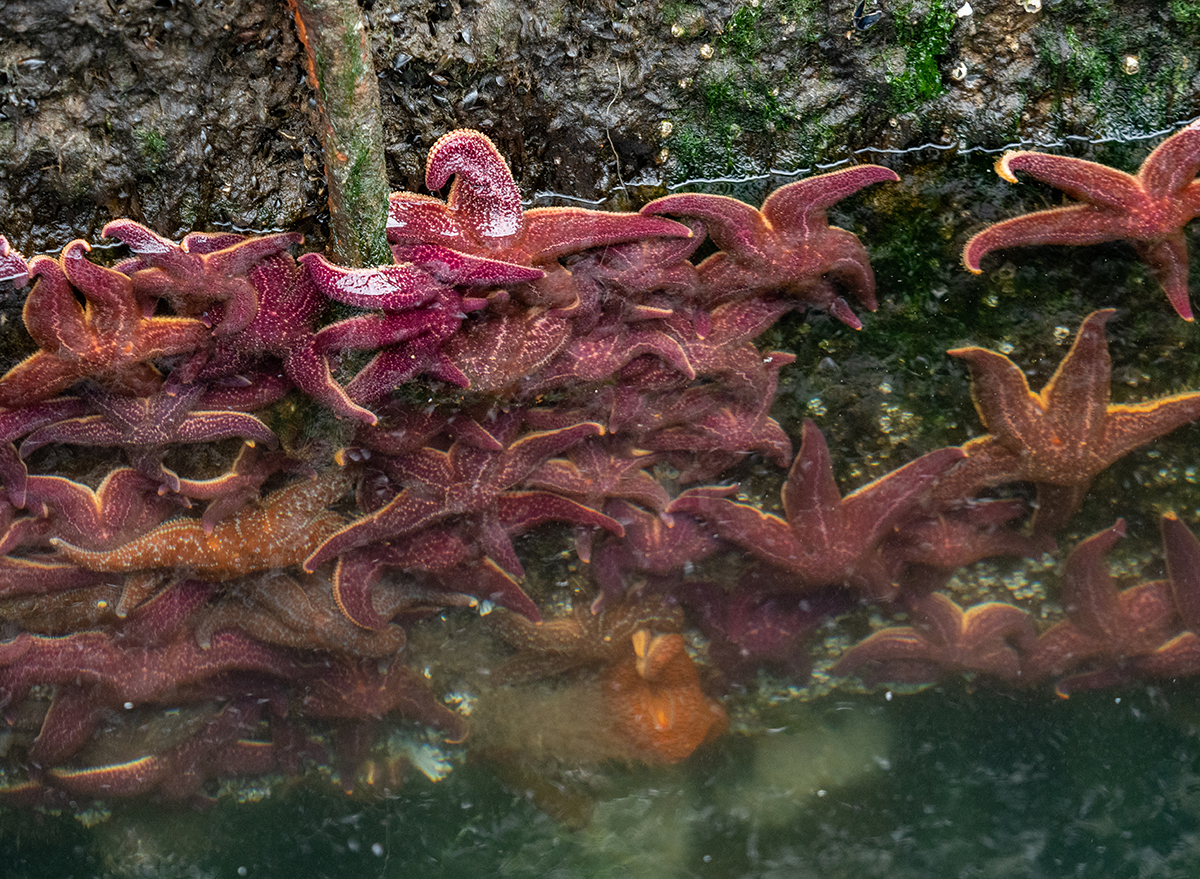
[670,420,963,598]
[831,592,1037,686]
[104,219,302,335]
[963,120,1200,320]
[933,310,1200,534]
[641,164,899,328]
[21,380,278,494]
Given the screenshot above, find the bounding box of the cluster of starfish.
[0,120,1199,810]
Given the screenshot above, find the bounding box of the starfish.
[1023,520,1179,693]
[0,468,178,555]
[669,419,963,598]
[641,164,899,328]
[441,302,574,394]
[51,468,352,590]
[523,438,669,562]
[0,396,89,508]
[387,129,693,269]
[104,220,302,335]
[193,571,413,658]
[0,235,29,287]
[830,592,1038,686]
[488,594,685,684]
[602,630,728,764]
[0,240,210,408]
[933,310,1200,534]
[20,379,278,494]
[304,416,608,576]
[963,120,1200,320]
[185,252,377,424]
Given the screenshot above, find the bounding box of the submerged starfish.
[20,380,278,494]
[963,120,1200,320]
[641,164,899,328]
[831,592,1038,686]
[934,310,1200,534]
[670,420,963,598]
[0,241,209,407]
[52,468,352,583]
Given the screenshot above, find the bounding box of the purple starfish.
[0,235,29,287]
[641,164,899,328]
[0,241,210,408]
[104,219,302,335]
[20,379,278,493]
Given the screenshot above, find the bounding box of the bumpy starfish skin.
[20,381,278,494]
[190,253,376,424]
[305,418,607,574]
[0,235,29,286]
[641,164,899,327]
[104,220,302,335]
[670,420,963,598]
[963,120,1200,320]
[831,592,1038,686]
[0,241,209,408]
[51,468,352,581]
[387,129,693,267]
[934,310,1200,534]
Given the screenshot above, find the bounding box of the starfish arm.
[1138,119,1200,198]
[426,129,524,239]
[282,343,378,425]
[0,355,90,409]
[393,242,545,285]
[470,558,542,621]
[172,410,278,446]
[299,252,442,311]
[781,420,845,526]
[1132,234,1194,321]
[518,209,693,264]
[0,236,29,286]
[19,256,88,354]
[28,684,106,766]
[497,422,605,485]
[995,150,1144,210]
[497,491,624,537]
[641,192,774,264]
[946,346,1043,444]
[331,552,392,630]
[961,601,1039,655]
[21,417,125,456]
[1100,392,1200,460]
[1038,309,1114,448]
[962,204,1129,272]
[304,493,449,571]
[386,192,467,246]
[1134,631,1200,680]
[60,240,137,322]
[1162,513,1200,631]
[1059,520,1127,641]
[820,227,881,310]
[129,316,213,358]
[203,231,303,276]
[838,447,965,542]
[668,492,802,570]
[1030,481,1092,536]
[829,627,944,683]
[761,164,899,225]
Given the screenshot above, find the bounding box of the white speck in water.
[372,843,384,857]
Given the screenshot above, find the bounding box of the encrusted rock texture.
[2,0,1198,251]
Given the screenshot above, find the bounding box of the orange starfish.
[602,630,727,764]
[50,469,352,581]
[935,309,1200,534]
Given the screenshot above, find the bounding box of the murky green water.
[7,683,1200,878]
